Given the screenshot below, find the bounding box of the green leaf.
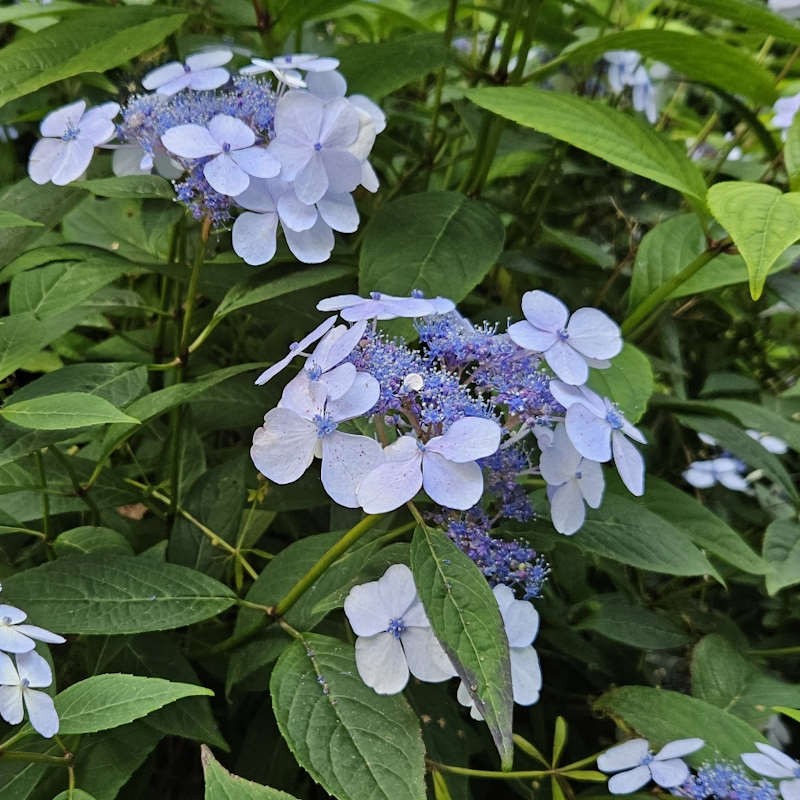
[595,686,766,762]
[676,0,800,45]
[410,524,514,768]
[578,594,690,650]
[698,398,800,455]
[707,182,800,300]
[0,211,43,229]
[691,635,800,728]
[52,791,96,800]
[677,414,798,500]
[75,175,175,199]
[0,7,187,106]
[0,1,84,24]
[1,555,236,634]
[586,344,653,424]
[271,634,426,800]
[628,215,706,312]
[202,745,300,800]
[774,706,800,723]
[53,526,134,558]
[466,88,707,204]
[576,491,719,578]
[214,264,352,319]
[554,30,775,104]
[359,192,505,302]
[639,477,768,576]
[763,519,800,595]
[54,674,212,735]
[336,32,448,99]
[786,114,800,192]
[0,393,138,429]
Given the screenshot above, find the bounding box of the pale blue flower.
[161,114,279,196]
[457,584,541,719]
[344,564,455,695]
[356,417,502,513]
[598,737,704,794]
[747,429,789,455]
[741,743,800,800]
[0,651,59,738]
[241,54,340,86]
[317,292,454,322]
[539,424,604,535]
[550,382,646,496]
[773,92,800,135]
[683,457,749,491]
[28,99,119,185]
[604,50,660,123]
[0,604,65,654]
[507,290,621,385]
[142,48,233,95]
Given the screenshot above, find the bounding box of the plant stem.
[429,760,550,779]
[0,751,71,765]
[427,0,459,178]
[271,514,382,617]
[33,451,50,541]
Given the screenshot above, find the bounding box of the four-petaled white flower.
[597,737,705,794]
[253,316,336,386]
[241,53,340,85]
[457,585,541,720]
[507,290,622,386]
[539,424,604,535]
[0,604,65,654]
[344,564,455,695]
[356,417,502,513]
[0,650,59,738]
[317,292,454,322]
[683,457,749,491]
[550,382,646,496]
[742,743,800,800]
[142,49,233,95]
[162,114,280,197]
[28,100,119,186]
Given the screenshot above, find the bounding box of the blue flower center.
[183,64,192,73]
[62,125,80,142]
[313,141,322,151]
[641,754,653,766]
[606,408,624,429]
[370,291,381,300]
[222,142,231,153]
[387,617,407,638]
[575,470,582,480]
[313,413,337,438]
[557,328,569,341]
[20,678,29,689]
[306,363,323,380]
[285,55,293,64]
[411,289,424,298]
[794,767,800,779]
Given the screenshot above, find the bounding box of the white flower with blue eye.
[683,457,749,491]
[28,100,119,186]
[550,382,646,496]
[162,114,280,197]
[539,424,604,535]
[356,417,502,513]
[344,564,456,695]
[141,49,233,95]
[0,604,65,654]
[457,585,541,719]
[742,742,800,800]
[597,737,704,794]
[241,53,340,87]
[316,292,454,322]
[0,651,59,738]
[507,290,622,386]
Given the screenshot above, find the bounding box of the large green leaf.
[202,746,299,800]
[586,344,653,424]
[75,176,174,199]
[53,526,134,558]
[0,211,43,229]
[786,114,800,192]
[1,555,236,634]
[359,192,505,302]
[0,7,187,106]
[55,674,213,735]
[707,182,800,300]
[466,88,707,204]
[554,30,775,103]
[0,392,138,429]
[336,32,448,99]
[595,686,766,762]
[676,0,800,44]
[698,398,800,455]
[410,525,514,768]
[271,634,426,800]
[763,519,800,595]
[691,635,800,728]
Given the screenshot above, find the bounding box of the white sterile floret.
[0,651,59,738]
[742,742,800,800]
[142,48,233,95]
[253,316,336,386]
[317,292,455,322]
[550,382,646,496]
[457,585,541,720]
[268,91,364,205]
[161,114,279,197]
[241,53,339,78]
[28,100,120,186]
[539,424,604,535]
[0,604,65,654]
[746,429,790,455]
[344,564,455,695]
[356,417,502,513]
[597,737,705,794]
[250,371,382,507]
[507,290,622,385]
[682,457,749,492]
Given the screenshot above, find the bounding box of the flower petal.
[355,632,409,694]
[161,124,220,159]
[578,458,605,508]
[14,625,65,646]
[608,766,652,794]
[250,408,316,484]
[426,417,501,463]
[545,340,589,385]
[78,102,119,145]
[344,582,391,636]
[0,652,18,684]
[649,758,689,789]
[185,49,233,71]
[357,444,422,514]
[0,685,24,726]
[24,689,59,738]
[566,404,612,462]
[612,432,645,496]
[781,779,800,800]
[318,362,356,400]
[507,321,557,353]
[231,146,281,179]
[0,627,37,653]
[402,627,456,682]
[141,62,186,91]
[328,372,379,420]
[28,139,66,185]
[283,216,335,264]
[566,307,622,360]
[422,453,483,510]
[16,650,52,689]
[654,738,704,760]
[521,290,569,332]
[320,148,362,195]
[321,432,383,507]
[500,594,539,648]
[309,319,367,372]
[277,191,318,232]
[317,192,359,233]
[320,99,360,148]
[187,67,230,91]
[598,739,650,772]
[203,153,250,196]
[51,139,94,185]
[294,152,329,205]
[207,114,255,150]
[232,210,279,266]
[40,100,86,137]
[510,645,542,705]
[549,480,586,535]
